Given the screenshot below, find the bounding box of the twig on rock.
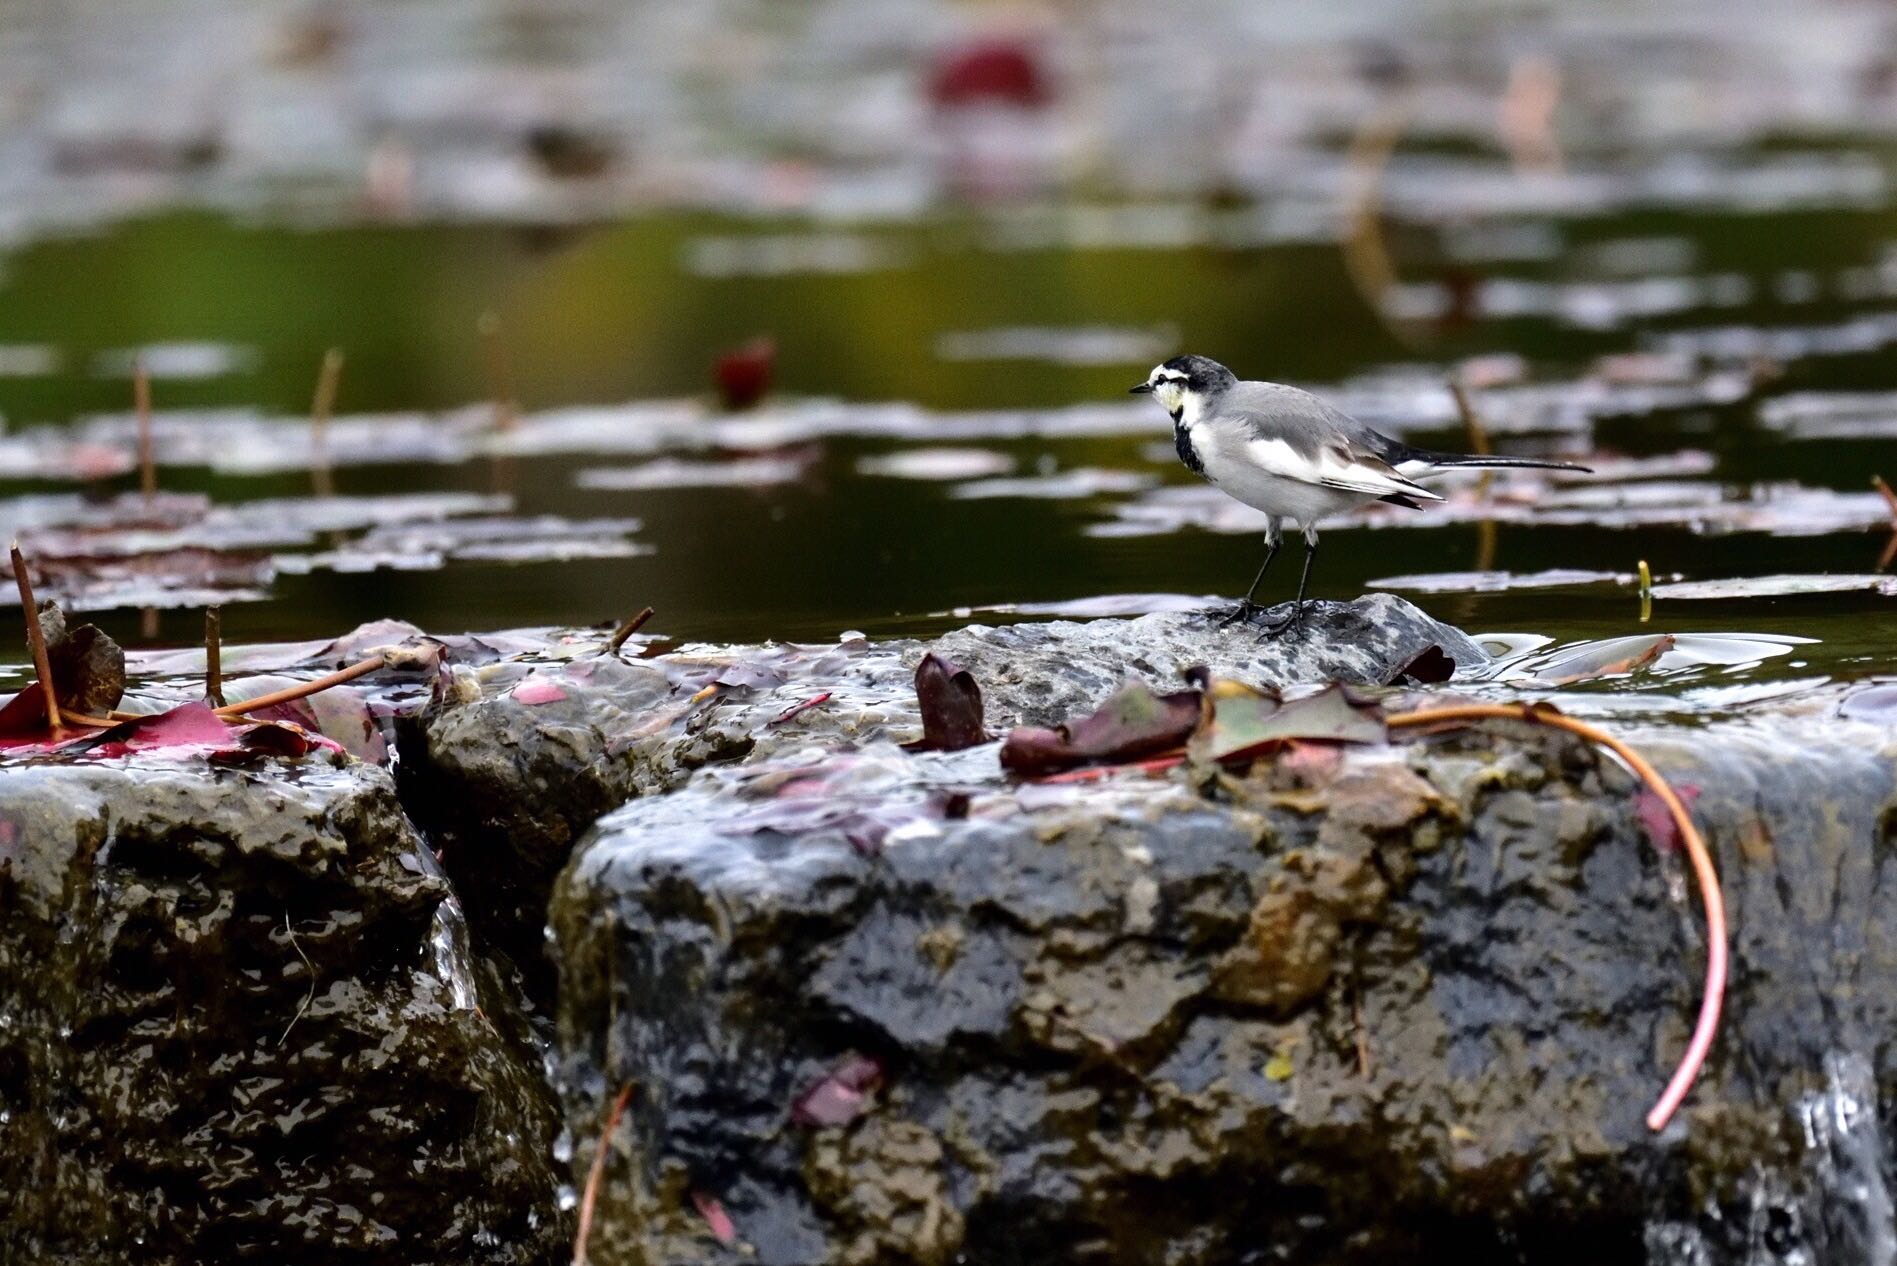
[204,607,226,707]
[574,1083,635,1266]
[214,654,386,717]
[607,607,654,653]
[11,543,61,730]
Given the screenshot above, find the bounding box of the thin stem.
[479,311,517,433]
[1383,703,1725,1133]
[205,607,226,707]
[134,355,156,500]
[10,543,61,730]
[1015,700,1728,1132]
[607,607,654,653]
[573,1083,635,1266]
[310,348,344,499]
[213,654,385,717]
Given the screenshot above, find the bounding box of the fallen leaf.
[1188,682,1387,768]
[769,693,832,726]
[1388,644,1456,686]
[999,680,1200,777]
[67,702,332,762]
[792,1053,884,1127]
[510,679,568,705]
[1264,1053,1295,1081]
[903,653,988,752]
[691,1191,737,1246]
[44,614,126,715]
[1533,633,1676,685]
[1840,684,1897,722]
[0,684,70,747]
[715,337,775,411]
[1636,784,1702,852]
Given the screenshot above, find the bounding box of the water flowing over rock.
[0,758,567,1266]
[548,715,1897,1264]
[397,597,1481,1004]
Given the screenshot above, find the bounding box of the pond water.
[3,0,1897,707]
[0,203,1892,702]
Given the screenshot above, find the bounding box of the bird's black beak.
[1128,381,1154,394]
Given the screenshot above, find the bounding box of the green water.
[0,207,1892,689]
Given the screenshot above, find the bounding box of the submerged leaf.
[1636,784,1702,852]
[691,1191,737,1246]
[510,679,569,705]
[792,1053,884,1127]
[999,681,1201,777]
[904,653,988,752]
[1188,682,1387,767]
[1533,633,1676,685]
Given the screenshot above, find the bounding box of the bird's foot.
[1255,605,1305,641]
[1217,601,1258,629]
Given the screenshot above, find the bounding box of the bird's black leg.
[1220,534,1280,627]
[1257,532,1317,639]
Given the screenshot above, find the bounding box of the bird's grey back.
[1211,380,1393,462]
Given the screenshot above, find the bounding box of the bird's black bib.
[1172,415,1205,475]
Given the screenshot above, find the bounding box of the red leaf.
[792,1054,884,1127]
[691,1191,737,1246]
[0,683,56,739]
[1389,644,1456,686]
[999,681,1200,777]
[84,702,236,756]
[930,40,1050,109]
[510,679,568,705]
[769,692,832,726]
[903,653,988,752]
[715,337,775,411]
[1637,784,1701,852]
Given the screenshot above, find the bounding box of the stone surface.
[549,716,1897,1265]
[923,595,1489,728]
[0,756,567,1266]
[400,598,1484,1000]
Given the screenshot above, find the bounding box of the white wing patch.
[1245,438,1443,501]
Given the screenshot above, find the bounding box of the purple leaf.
[903,653,988,752]
[999,681,1201,777]
[792,1053,884,1127]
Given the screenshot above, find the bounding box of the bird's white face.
[1135,365,1190,415]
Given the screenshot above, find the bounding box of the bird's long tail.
[1405,450,1592,474]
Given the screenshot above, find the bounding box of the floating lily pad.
[857,448,1015,480]
[949,468,1156,500]
[575,455,815,490]
[1650,574,1897,600]
[1369,569,1631,594]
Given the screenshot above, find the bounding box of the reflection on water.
[0,0,1891,706]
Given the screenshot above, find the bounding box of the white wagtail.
[1131,355,1588,635]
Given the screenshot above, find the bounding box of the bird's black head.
[1129,355,1238,409]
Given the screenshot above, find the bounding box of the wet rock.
[924,596,1489,728]
[0,757,567,1266]
[399,599,1481,1001]
[549,717,1897,1264]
